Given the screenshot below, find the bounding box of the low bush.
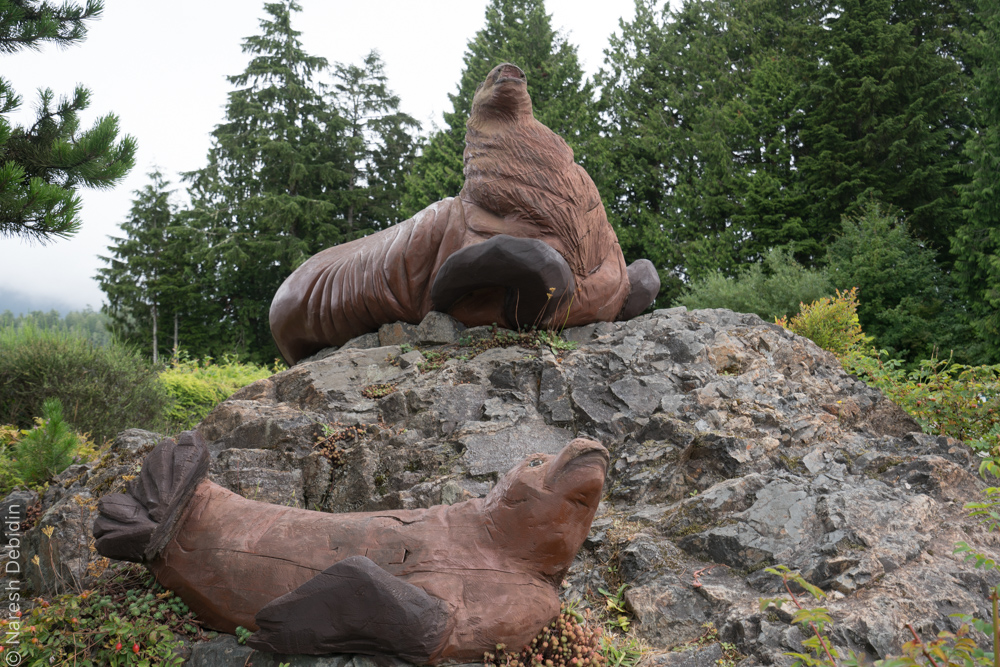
[159,354,276,431]
[0,424,26,494]
[778,290,1000,452]
[7,562,198,666]
[0,325,170,445]
[842,352,1000,447]
[777,287,871,357]
[679,248,834,321]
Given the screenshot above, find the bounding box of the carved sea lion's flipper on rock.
[431,234,576,329]
[93,431,209,563]
[249,556,450,662]
[617,259,660,321]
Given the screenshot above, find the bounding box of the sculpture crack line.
[93,430,608,664]
[269,62,660,365]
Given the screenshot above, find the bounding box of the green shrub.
[679,247,834,321]
[9,562,193,666]
[0,325,170,445]
[13,399,83,486]
[777,287,871,357]
[159,354,275,430]
[842,351,1000,446]
[0,424,26,493]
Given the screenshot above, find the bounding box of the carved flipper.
[431,234,575,329]
[617,259,660,321]
[249,556,450,663]
[93,431,209,563]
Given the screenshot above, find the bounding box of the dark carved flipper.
[93,431,209,563]
[431,235,575,329]
[249,556,450,663]
[617,259,660,321]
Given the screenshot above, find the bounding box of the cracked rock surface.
[7,308,999,666]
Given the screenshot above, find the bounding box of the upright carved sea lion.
[93,432,609,663]
[270,63,659,365]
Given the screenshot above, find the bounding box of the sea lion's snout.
[494,63,526,84]
[544,438,609,488]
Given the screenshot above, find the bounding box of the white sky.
[0,0,639,314]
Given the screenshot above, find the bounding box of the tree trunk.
[173,312,179,359]
[347,179,355,235]
[152,304,159,365]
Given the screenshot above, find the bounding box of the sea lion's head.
[469,62,532,127]
[484,438,608,580]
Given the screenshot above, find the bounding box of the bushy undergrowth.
[158,354,277,431]
[0,403,98,498]
[777,289,1000,453]
[5,562,202,666]
[0,424,26,493]
[0,325,170,445]
[844,353,1000,447]
[777,287,871,358]
[680,248,834,321]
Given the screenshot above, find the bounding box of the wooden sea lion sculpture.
[93,431,609,664]
[269,62,660,365]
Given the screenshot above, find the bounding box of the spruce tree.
[796,0,971,261]
[593,0,682,301]
[952,0,1000,358]
[0,0,136,242]
[184,0,346,362]
[595,0,812,302]
[328,50,419,237]
[401,0,597,217]
[596,0,974,304]
[98,171,201,363]
[825,200,978,363]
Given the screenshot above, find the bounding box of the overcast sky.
[0,0,640,315]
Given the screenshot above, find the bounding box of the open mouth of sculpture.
[496,64,525,84]
[545,440,609,489]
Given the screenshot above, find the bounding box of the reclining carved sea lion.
[269,62,660,365]
[93,432,609,663]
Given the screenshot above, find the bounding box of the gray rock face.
[17,308,1000,666]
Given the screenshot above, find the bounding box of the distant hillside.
[0,287,81,317]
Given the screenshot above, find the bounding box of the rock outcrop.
[5,307,999,666]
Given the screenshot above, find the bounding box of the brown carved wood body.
[94,434,608,664]
[270,63,658,365]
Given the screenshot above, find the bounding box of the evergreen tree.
[593,0,683,302]
[328,50,419,237]
[952,0,1000,359]
[595,0,812,302]
[796,0,972,261]
[596,0,974,303]
[825,199,978,363]
[401,0,597,216]
[0,0,136,242]
[184,0,346,362]
[98,171,199,363]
